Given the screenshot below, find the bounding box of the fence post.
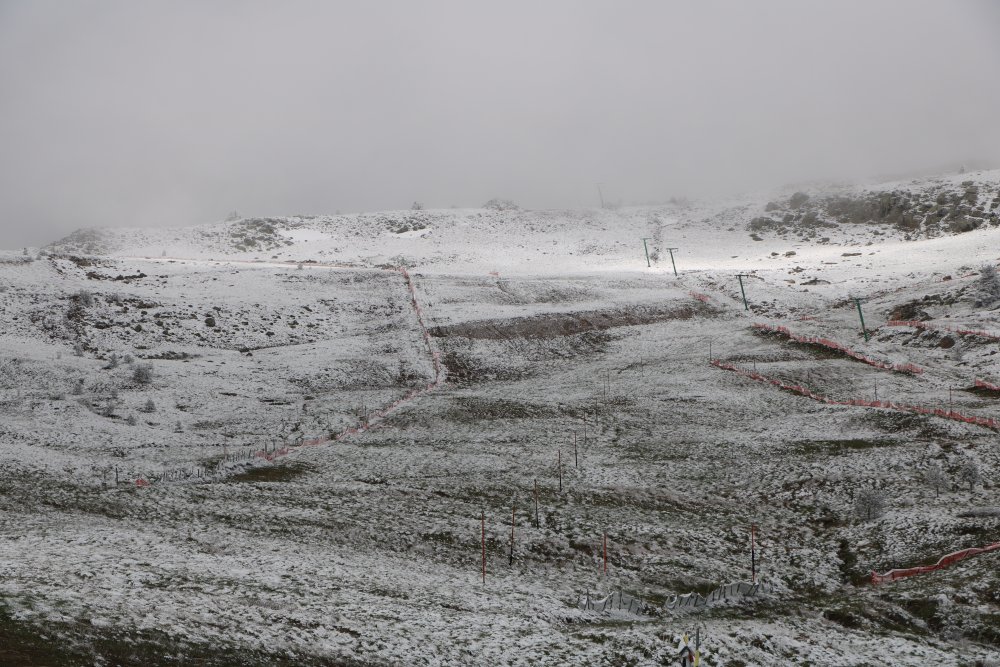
[509,501,515,566]
[603,532,608,575]
[534,479,539,528]
[558,450,562,493]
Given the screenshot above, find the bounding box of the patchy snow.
[2,170,999,664]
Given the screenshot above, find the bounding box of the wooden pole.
[534,479,539,528]
[481,511,486,584]
[509,502,515,566]
[558,450,562,493]
[603,532,608,575]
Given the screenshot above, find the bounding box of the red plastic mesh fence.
[884,320,1000,342]
[710,359,999,431]
[871,542,1000,585]
[751,323,923,375]
[975,378,1000,392]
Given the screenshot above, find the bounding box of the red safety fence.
[689,291,711,304]
[133,265,445,486]
[710,359,999,431]
[884,320,1000,342]
[975,378,1000,393]
[871,542,1000,585]
[751,323,923,375]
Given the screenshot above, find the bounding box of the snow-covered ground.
[2,170,999,665]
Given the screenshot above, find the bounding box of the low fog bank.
[2,0,999,248]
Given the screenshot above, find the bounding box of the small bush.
[132,364,154,385]
[789,192,810,209]
[978,264,1000,304]
[924,463,949,497]
[74,290,94,307]
[483,198,520,211]
[958,461,981,491]
[854,488,887,521]
[141,398,156,413]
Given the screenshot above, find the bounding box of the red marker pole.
[481,511,486,584]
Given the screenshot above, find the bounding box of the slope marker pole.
[666,247,678,276]
[853,297,869,342]
[736,274,750,311]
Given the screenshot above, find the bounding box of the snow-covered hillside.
[2,170,999,665]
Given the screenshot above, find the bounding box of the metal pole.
[641,238,651,268]
[853,297,869,342]
[666,247,678,276]
[736,274,749,311]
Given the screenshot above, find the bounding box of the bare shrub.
[958,461,981,491]
[978,264,1000,305]
[924,463,949,497]
[132,364,154,385]
[74,290,94,307]
[483,198,520,211]
[854,488,887,521]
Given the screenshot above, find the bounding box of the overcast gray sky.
[1,0,999,247]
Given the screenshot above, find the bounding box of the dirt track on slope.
[429,302,717,340]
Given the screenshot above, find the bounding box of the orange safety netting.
[870,542,1000,585]
[710,360,999,431]
[751,323,922,375]
[884,320,1000,342]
